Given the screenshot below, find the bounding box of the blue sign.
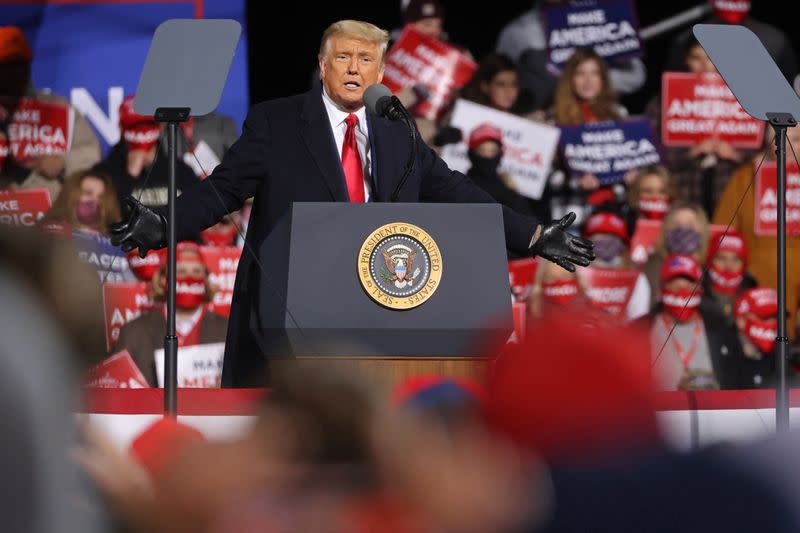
[559,118,661,186]
[72,231,137,283]
[544,0,643,74]
[2,0,248,153]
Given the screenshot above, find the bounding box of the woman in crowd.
[528,256,589,319]
[624,165,675,229]
[113,242,227,386]
[459,53,541,118]
[643,203,710,304]
[703,230,757,319]
[41,169,121,235]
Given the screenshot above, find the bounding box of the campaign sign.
[754,161,800,236]
[508,258,540,303]
[0,188,52,227]
[85,350,148,389]
[154,342,225,388]
[630,219,662,265]
[509,302,527,344]
[72,231,137,283]
[559,119,660,185]
[200,245,241,317]
[441,99,560,199]
[543,0,643,73]
[383,25,477,121]
[0,133,8,170]
[102,282,154,351]
[0,98,72,161]
[661,72,765,148]
[579,267,640,316]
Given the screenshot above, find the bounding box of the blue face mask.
[592,235,627,263]
[666,227,701,255]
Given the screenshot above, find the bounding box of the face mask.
[666,227,701,255]
[175,275,206,309]
[662,287,701,322]
[467,150,502,177]
[542,279,579,306]
[592,235,627,263]
[708,265,743,295]
[712,0,750,24]
[638,196,670,220]
[75,200,101,225]
[123,123,161,152]
[127,250,161,281]
[201,225,238,247]
[743,317,776,354]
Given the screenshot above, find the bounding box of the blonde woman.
[42,169,121,234]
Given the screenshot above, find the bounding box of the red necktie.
[342,113,365,202]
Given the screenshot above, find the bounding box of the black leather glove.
[529,212,595,272]
[110,196,167,258]
[432,125,463,147]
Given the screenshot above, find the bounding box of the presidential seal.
[357,222,442,310]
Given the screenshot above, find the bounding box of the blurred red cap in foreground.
[130,417,205,479]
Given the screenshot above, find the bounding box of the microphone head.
[364,83,394,115]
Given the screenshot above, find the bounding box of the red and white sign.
[85,350,149,389]
[754,161,800,236]
[580,267,640,316]
[200,245,241,317]
[383,25,476,121]
[661,72,764,148]
[0,188,52,227]
[0,98,73,161]
[0,133,8,170]
[630,219,662,265]
[102,282,155,351]
[510,302,527,344]
[441,100,561,199]
[154,342,224,388]
[508,258,540,303]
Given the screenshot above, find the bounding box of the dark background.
[245,1,799,115]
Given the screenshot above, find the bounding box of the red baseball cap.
[0,26,32,63]
[468,123,503,151]
[583,212,629,243]
[707,230,748,266]
[119,95,156,130]
[660,254,702,284]
[734,288,778,320]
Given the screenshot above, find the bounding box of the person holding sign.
[713,125,800,337]
[0,26,101,202]
[109,20,595,387]
[113,242,227,386]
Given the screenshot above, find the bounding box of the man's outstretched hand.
[529,212,595,272]
[110,197,167,258]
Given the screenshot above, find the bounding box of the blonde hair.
[553,48,620,125]
[655,203,710,262]
[319,20,390,64]
[43,169,121,234]
[627,165,675,208]
[527,260,588,318]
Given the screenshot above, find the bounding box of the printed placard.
[754,161,800,236]
[0,98,73,161]
[154,342,225,388]
[579,266,640,316]
[630,219,662,265]
[441,99,560,199]
[0,188,51,227]
[200,245,241,317]
[383,25,476,121]
[661,72,765,148]
[559,118,661,185]
[72,231,137,283]
[85,350,149,389]
[508,257,540,303]
[102,282,155,351]
[544,0,643,73]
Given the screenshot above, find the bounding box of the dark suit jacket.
[114,309,228,387]
[173,83,539,387]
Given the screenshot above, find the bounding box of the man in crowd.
[110,19,594,386]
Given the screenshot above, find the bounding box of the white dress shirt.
[321,88,373,201]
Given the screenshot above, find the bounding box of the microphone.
[364,84,406,121]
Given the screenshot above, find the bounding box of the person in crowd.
[581,211,650,320]
[110,19,594,387]
[529,255,589,318]
[459,53,541,118]
[0,26,101,201]
[703,230,757,318]
[732,287,779,389]
[665,0,798,87]
[645,36,756,213]
[94,95,198,209]
[643,254,743,390]
[199,212,242,247]
[713,123,800,336]
[399,0,445,41]
[643,203,710,304]
[464,123,539,227]
[624,165,675,232]
[496,1,646,111]
[126,248,163,284]
[40,169,121,235]
[113,241,227,386]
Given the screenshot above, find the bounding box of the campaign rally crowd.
[7,0,800,532]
